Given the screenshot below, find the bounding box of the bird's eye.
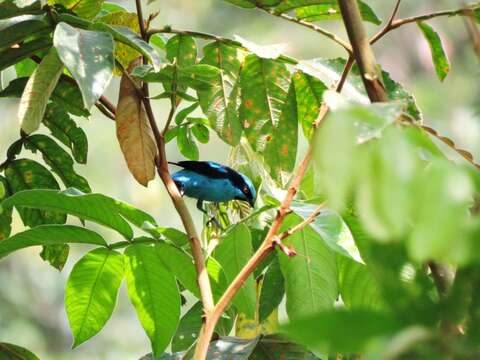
[243,186,249,194]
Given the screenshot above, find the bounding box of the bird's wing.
[172,161,230,179]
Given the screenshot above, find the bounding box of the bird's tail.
[168,161,180,166]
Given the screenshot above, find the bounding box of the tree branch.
[257,7,352,54]
[370,4,479,44]
[338,0,387,102]
[134,0,215,323]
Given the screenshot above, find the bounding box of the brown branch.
[370,4,479,44]
[134,0,215,325]
[338,0,387,102]
[258,7,352,54]
[193,59,353,360]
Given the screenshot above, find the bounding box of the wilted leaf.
[18,47,64,134]
[116,58,157,187]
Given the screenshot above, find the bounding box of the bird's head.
[234,173,256,208]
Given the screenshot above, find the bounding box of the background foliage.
[0,0,479,359]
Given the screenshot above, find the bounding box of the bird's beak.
[249,199,255,208]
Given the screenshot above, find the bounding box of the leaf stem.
[258,6,353,54]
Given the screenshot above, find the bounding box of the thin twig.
[134,0,216,333]
[258,7,352,54]
[147,26,298,65]
[193,59,354,360]
[276,203,325,242]
[370,4,479,44]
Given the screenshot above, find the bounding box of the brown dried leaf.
[116,58,157,186]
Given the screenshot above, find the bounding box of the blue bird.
[169,161,256,218]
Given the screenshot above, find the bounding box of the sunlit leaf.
[2,188,156,239]
[239,54,290,152]
[417,21,450,81]
[125,244,181,356]
[53,22,115,109]
[198,41,242,145]
[66,248,124,347]
[18,47,64,134]
[0,224,106,259]
[176,126,199,160]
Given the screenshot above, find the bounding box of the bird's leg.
[197,199,222,229]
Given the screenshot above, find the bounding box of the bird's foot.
[206,216,223,230]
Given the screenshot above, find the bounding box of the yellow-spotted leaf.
[49,0,104,19]
[116,58,157,187]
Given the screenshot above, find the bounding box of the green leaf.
[314,101,404,209]
[281,309,400,354]
[292,1,381,25]
[213,223,256,318]
[0,36,51,72]
[144,226,189,247]
[298,58,422,121]
[43,104,89,164]
[18,47,64,134]
[40,243,70,270]
[264,82,298,184]
[166,35,197,67]
[0,224,106,259]
[15,57,37,77]
[91,21,161,72]
[191,124,209,144]
[250,334,319,359]
[258,257,284,322]
[292,70,327,138]
[176,126,199,161]
[175,102,199,125]
[408,160,474,264]
[278,213,338,320]
[0,176,12,241]
[417,21,450,81]
[2,188,155,239]
[198,41,242,145]
[337,255,383,310]
[239,54,290,152]
[49,0,104,19]
[66,247,124,347]
[356,128,419,240]
[53,22,114,109]
[0,14,52,49]
[125,244,181,356]
[4,159,66,227]
[24,134,91,193]
[154,242,199,297]
[0,0,42,20]
[0,342,40,360]
[221,0,256,7]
